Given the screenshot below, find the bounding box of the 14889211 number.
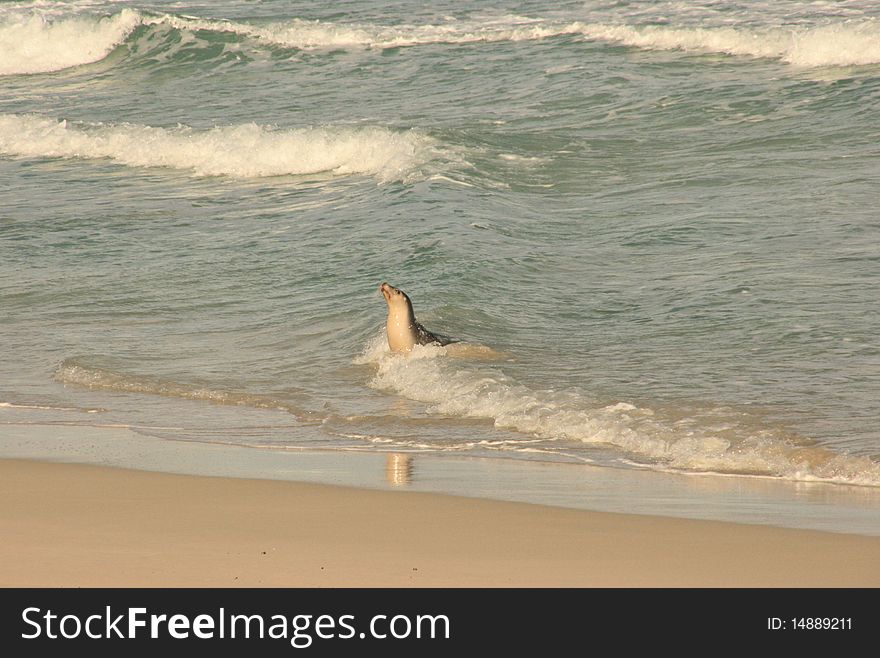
[791,618,852,630]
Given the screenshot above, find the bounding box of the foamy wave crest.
[0,10,582,72]
[360,339,880,487]
[216,15,586,50]
[5,8,873,72]
[0,114,435,181]
[0,8,140,75]
[581,21,880,67]
[152,14,880,66]
[55,359,318,420]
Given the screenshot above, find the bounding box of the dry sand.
[1,458,878,587]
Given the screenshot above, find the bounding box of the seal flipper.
[414,321,455,347]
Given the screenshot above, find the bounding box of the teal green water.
[1,0,879,487]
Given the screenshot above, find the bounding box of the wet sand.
[1,458,878,587]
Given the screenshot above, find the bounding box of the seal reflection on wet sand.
[386,453,413,487]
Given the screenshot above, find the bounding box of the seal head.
[380,282,452,353]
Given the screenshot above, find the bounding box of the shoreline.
[2,457,879,587]
[2,422,880,538]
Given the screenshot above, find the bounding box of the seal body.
[380,282,452,353]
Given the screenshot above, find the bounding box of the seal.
[380,282,453,353]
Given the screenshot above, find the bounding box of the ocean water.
[2,0,880,494]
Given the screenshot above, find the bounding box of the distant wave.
[144,12,880,66]
[581,21,880,67]
[201,15,587,50]
[0,8,140,75]
[133,14,880,67]
[0,114,436,181]
[3,7,879,75]
[357,334,880,487]
[196,15,880,67]
[0,9,588,76]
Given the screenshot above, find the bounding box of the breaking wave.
[357,335,880,487]
[0,114,437,181]
[2,6,879,75]
[582,21,880,67]
[0,8,140,75]
[198,15,880,67]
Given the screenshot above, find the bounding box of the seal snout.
[381,282,405,303]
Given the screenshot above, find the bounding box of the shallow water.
[2,1,880,495]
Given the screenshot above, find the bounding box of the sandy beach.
[1,458,878,587]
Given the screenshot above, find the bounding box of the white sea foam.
[0,114,435,181]
[2,7,878,74]
[0,8,140,75]
[579,21,880,67]
[162,13,880,67]
[218,16,586,50]
[0,10,585,75]
[358,336,880,487]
